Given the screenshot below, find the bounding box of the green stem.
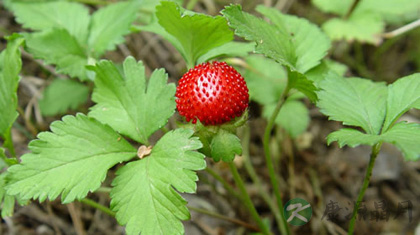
[205,167,241,199]
[80,198,115,217]
[188,206,260,232]
[347,143,382,234]
[242,125,283,229]
[227,162,271,235]
[344,0,361,19]
[263,85,291,235]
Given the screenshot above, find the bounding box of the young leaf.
[382,74,420,131]
[88,57,176,144]
[24,29,88,80]
[110,128,206,235]
[39,79,89,116]
[88,1,139,57]
[10,1,90,45]
[0,173,15,218]
[156,1,233,67]
[317,73,388,134]
[6,114,136,203]
[381,122,420,161]
[256,5,331,73]
[210,130,242,162]
[0,34,24,139]
[287,69,318,103]
[197,41,255,64]
[264,100,310,138]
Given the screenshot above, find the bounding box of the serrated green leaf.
[197,41,255,64]
[264,100,310,138]
[88,1,139,58]
[382,74,420,131]
[326,128,381,147]
[25,29,88,80]
[381,122,420,161]
[0,173,15,218]
[89,57,176,144]
[210,130,242,162]
[222,5,296,70]
[317,73,387,134]
[288,69,318,103]
[156,1,233,67]
[10,1,90,45]
[311,0,353,16]
[0,34,24,139]
[6,114,136,203]
[242,55,286,105]
[110,128,205,235]
[322,11,384,44]
[39,79,89,116]
[256,5,331,73]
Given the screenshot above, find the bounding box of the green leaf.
[222,5,296,70]
[326,128,381,147]
[156,1,233,67]
[110,128,205,235]
[382,73,420,131]
[197,41,255,64]
[6,114,136,203]
[39,79,89,116]
[256,5,331,73]
[317,73,387,134]
[88,1,139,57]
[311,0,353,16]
[381,122,420,161]
[305,59,348,85]
[24,29,88,80]
[322,11,384,44]
[0,173,15,218]
[242,55,287,105]
[10,1,90,45]
[0,148,6,170]
[0,34,24,139]
[288,69,318,103]
[88,57,176,144]
[264,100,310,138]
[210,130,242,162]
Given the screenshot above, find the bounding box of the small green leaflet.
[0,173,15,218]
[155,1,233,67]
[110,128,206,235]
[210,130,242,162]
[88,57,176,144]
[287,69,318,103]
[6,114,137,203]
[0,34,24,139]
[39,79,89,116]
[318,73,420,161]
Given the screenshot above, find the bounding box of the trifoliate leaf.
[381,122,420,161]
[210,130,242,162]
[311,0,353,16]
[88,57,176,144]
[39,79,89,116]
[317,73,387,134]
[24,29,88,80]
[6,114,136,203]
[197,41,255,64]
[326,128,381,147]
[10,1,90,45]
[88,1,139,58]
[242,55,287,105]
[156,1,233,68]
[110,128,206,235]
[322,11,384,45]
[305,59,348,85]
[0,173,15,218]
[256,5,331,73]
[264,100,310,138]
[288,69,318,103]
[382,73,420,131]
[0,34,24,139]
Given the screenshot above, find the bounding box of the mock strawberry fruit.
[176,61,249,125]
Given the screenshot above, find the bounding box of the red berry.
[175,61,249,125]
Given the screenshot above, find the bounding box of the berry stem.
[227,162,271,235]
[205,166,241,199]
[347,142,382,234]
[263,83,291,235]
